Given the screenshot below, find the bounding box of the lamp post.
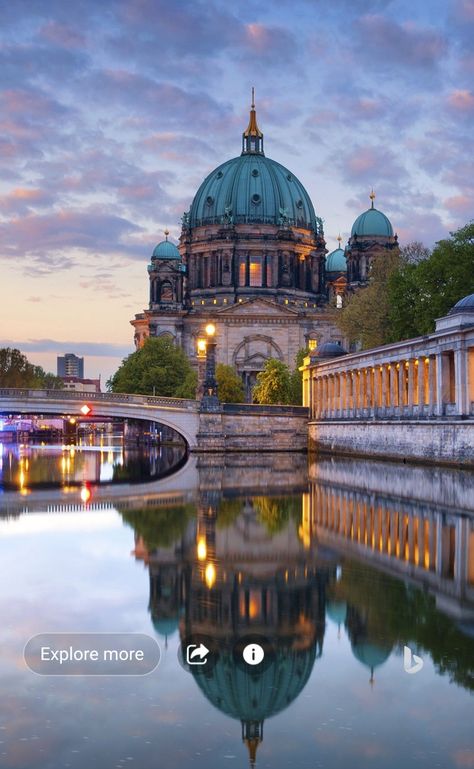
[196,337,207,399]
[200,322,220,412]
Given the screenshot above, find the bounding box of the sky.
[0,0,473,382]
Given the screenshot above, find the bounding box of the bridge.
[0,388,308,452]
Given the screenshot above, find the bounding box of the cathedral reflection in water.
[124,460,474,767]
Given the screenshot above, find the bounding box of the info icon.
[178,634,219,675]
[233,635,275,673]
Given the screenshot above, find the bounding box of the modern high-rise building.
[57,353,84,379]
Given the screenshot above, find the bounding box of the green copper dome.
[189,154,317,230]
[351,205,393,238]
[152,239,180,259]
[326,246,347,273]
[192,646,316,722]
[188,101,318,231]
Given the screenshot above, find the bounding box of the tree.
[400,241,431,264]
[107,337,197,397]
[289,348,309,405]
[252,358,292,404]
[215,363,245,403]
[0,347,63,389]
[336,251,404,349]
[388,222,474,339]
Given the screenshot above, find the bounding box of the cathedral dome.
[326,246,347,273]
[188,99,317,231]
[189,154,317,230]
[192,646,316,723]
[152,237,180,260]
[351,193,393,238]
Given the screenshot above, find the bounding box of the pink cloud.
[447,89,474,112]
[444,194,474,215]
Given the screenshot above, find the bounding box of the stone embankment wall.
[309,419,474,466]
[198,404,308,452]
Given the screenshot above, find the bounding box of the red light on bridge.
[80,404,91,416]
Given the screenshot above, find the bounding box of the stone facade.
[302,296,474,464]
[130,102,399,401]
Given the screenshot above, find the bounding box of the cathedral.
[131,95,399,398]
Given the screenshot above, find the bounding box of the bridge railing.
[0,388,199,411]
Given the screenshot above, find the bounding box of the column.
[389,364,397,415]
[428,355,437,416]
[341,372,347,415]
[374,366,381,416]
[366,368,373,415]
[435,353,444,416]
[454,345,469,416]
[381,364,389,414]
[407,359,416,414]
[417,358,425,416]
[398,362,405,411]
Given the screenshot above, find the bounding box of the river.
[0,441,473,769]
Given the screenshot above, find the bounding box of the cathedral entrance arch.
[233,335,283,401]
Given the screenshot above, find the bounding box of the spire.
[242,88,264,155]
[164,228,170,241]
[337,234,342,248]
[242,720,263,768]
[369,189,376,209]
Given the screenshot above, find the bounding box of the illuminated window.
[239,259,246,286]
[249,258,262,286]
[336,294,343,309]
[308,339,317,351]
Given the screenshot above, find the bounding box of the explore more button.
[24,633,161,676]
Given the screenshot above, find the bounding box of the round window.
[206,196,214,206]
[251,169,259,177]
[252,194,261,205]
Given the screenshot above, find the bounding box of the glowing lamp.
[197,338,207,356]
[80,404,91,415]
[80,485,91,504]
[205,323,216,337]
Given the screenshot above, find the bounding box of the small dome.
[351,206,393,238]
[326,247,347,273]
[448,293,474,315]
[326,600,348,626]
[151,616,179,638]
[152,239,180,260]
[351,640,392,671]
[316,342,347,359]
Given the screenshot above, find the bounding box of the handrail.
[0,388,199,411]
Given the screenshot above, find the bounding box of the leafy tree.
[289,348,309,405]
[118,504,194,549]
[336,251,404,349]
[215,363,245,403]
[107,337,197,397]
[252,358,292,404]
[388,222,474,339]
[0,347,63,389]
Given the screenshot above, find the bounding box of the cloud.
[447,89,474,112]
[336,144,407,187]
[0,208,143,262]
[0,188,56,214]
[354,14,447,71]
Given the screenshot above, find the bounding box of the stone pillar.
[374,366,381,416]
[321,377,328,418]
[428,355,437,416]
[407,359,416,414]
[417,358,425,416]
[435,353,445,416]
[381,364,389,414]
[454,345,469,416]
[389,364,397,413]
[366,368,373,414]
[360,369,367,412]
[398,362,405,410]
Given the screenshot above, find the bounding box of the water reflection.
[0,453,473,769]
[117,473,474,765]
[0,438,187,491]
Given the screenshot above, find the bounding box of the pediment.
[216,297,299,317]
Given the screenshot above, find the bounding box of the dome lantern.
[242,88,264,156]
